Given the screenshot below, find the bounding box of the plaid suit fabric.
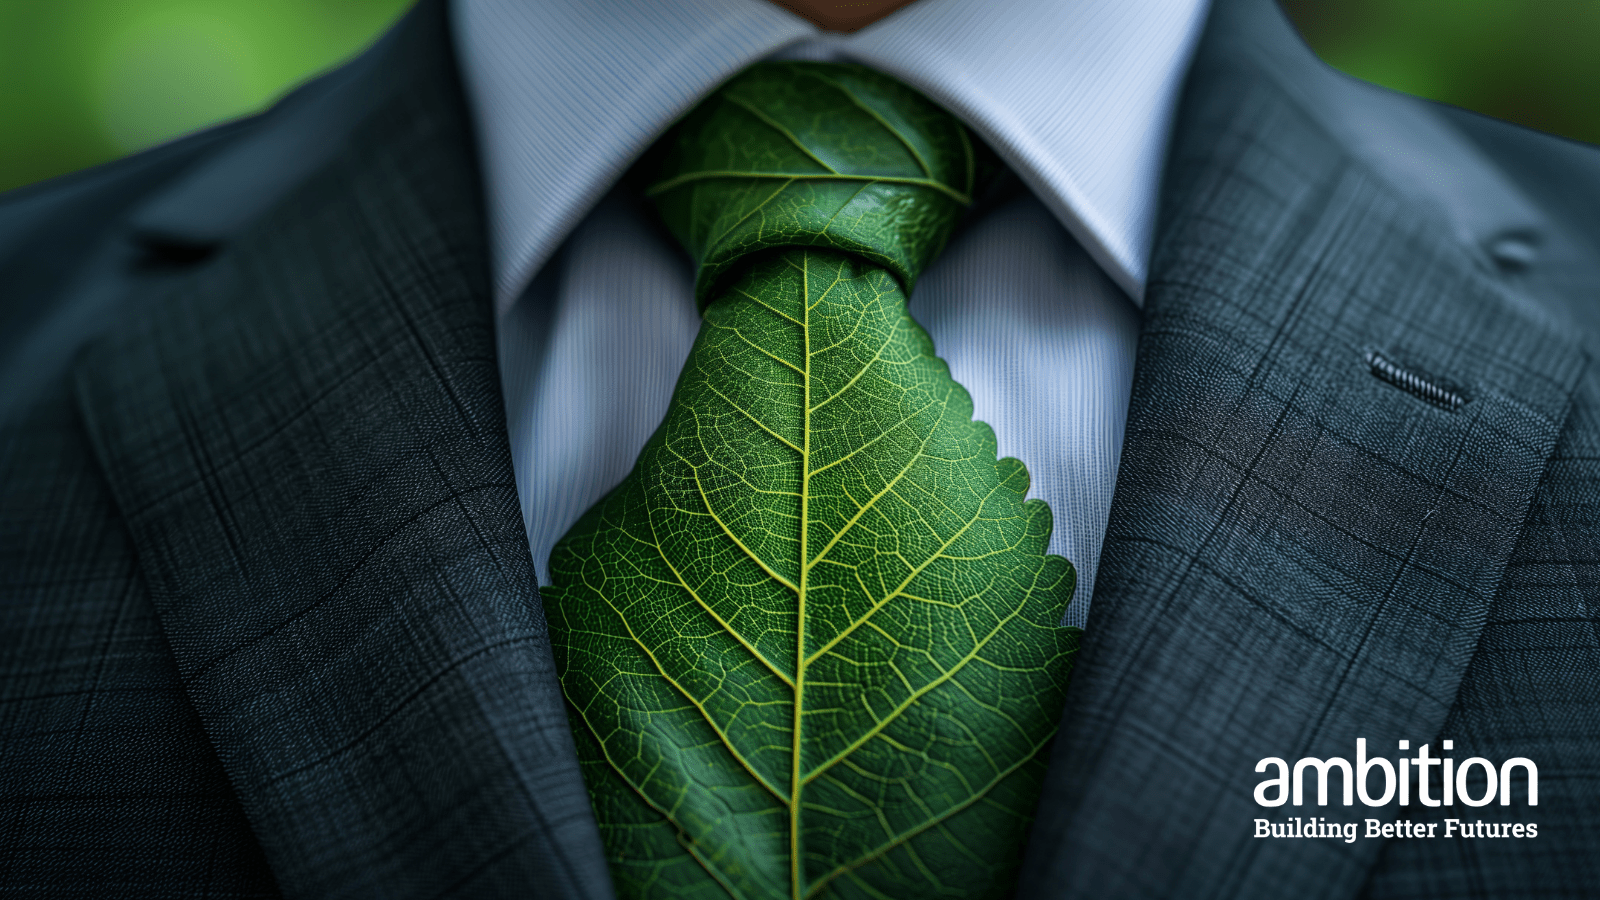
[1362,369,1600,898]
[1015,2,1599,898]
[0,62,280,900]
[0,382,280,897]
[3,3,608,897]
[1353,104,1600,900]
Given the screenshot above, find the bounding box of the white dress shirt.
[452,0,1210,627]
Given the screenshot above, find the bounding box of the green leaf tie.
[546,62,1081,900]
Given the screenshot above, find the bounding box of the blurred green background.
[1280,0,1600,145]
[0,0,413,193]
[2,0,1598,195]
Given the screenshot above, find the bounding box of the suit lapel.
[1018,1,1586,898]
[72,3,611,897]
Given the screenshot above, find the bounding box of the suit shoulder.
[0,119,253,285]
[1439,104,1600,245]
[0,119,258,423]
[0,116,253,218]
[0,119,253,370]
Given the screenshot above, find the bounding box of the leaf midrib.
[652,250,1022,898]
[787,253,985,899]
[790,250,813,900]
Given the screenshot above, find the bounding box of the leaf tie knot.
[648,62,976,310]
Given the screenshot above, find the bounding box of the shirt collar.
[452,0,1212,314]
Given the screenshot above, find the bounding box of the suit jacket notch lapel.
[1017,1,1586,898]
[72,3,611,897]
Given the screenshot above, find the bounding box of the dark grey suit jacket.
[3,0,1597,896]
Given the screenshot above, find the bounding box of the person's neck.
[768,0,920,32]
